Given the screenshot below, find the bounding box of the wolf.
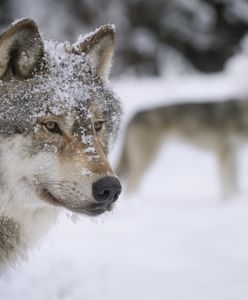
[116,100,248,198]
[0,18,122,268]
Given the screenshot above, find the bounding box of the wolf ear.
[0,18,44,80]
[75,24,115,82]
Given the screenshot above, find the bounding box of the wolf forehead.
[0,40,121,137]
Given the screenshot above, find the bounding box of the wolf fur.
[0,18,122,269]
[116,100,248,198]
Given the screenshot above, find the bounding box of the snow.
[75,24,115,47]
[2,53,248,299]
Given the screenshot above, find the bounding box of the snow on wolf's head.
[0,18,122,217]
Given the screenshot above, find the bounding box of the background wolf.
[0,18,122,268]
[116,100,248,199]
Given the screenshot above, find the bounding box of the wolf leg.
[124,125,162,193]
[217,143,237,200]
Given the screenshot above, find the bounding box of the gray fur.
[0,216,20,266]
[0,42,121,149]
[0,19,122,270]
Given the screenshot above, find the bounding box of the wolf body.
[0,19,122,268]
[117,99,248,198]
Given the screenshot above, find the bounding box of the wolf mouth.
[38,188,64,207]
[84,202,113,216]
[36,186,113,216]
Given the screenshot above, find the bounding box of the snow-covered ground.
[2,54,248,300]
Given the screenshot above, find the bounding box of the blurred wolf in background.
[0,18,122,268]
[117,100,248,199]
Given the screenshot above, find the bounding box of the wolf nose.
[93,176,122,203]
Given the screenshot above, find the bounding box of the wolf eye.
[94,121,104,132]
[43,121,62,135]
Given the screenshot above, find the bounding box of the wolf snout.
[92,176,122,203]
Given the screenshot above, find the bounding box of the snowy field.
[2,54,248,300]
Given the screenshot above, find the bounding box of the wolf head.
[0,19,122,217]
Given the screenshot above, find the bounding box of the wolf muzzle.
[93,176,122,204]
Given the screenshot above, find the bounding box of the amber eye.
[94,121,104,132]
[43,121,62,135]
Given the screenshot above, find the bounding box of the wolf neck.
[0,215,21,268]
[0,136,59,268]
[0,195,58,269]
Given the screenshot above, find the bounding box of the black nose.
[93,176,122,203]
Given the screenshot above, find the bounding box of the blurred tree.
[159,0,248,73]
[0,0,13,30]
[60,0,248,75]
